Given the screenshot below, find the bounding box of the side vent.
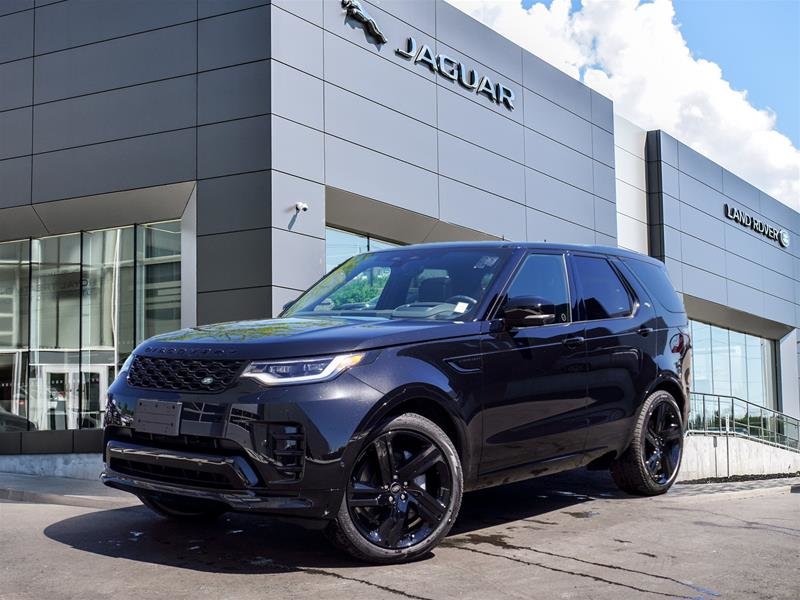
[251,422,306,481]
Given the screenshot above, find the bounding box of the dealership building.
[0,0,798,476]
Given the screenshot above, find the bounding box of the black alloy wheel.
[610,390,684,496]
[328,413,463,563]
[642,400,683,484]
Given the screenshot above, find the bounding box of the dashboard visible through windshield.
[283,247,513,321]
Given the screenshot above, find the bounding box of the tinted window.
[574,256,632,320]
[505,253,571,323]
[623,258,684,313]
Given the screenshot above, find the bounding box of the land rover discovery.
[102,242,691,563]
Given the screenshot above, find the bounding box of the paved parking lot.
[1,470,798,600]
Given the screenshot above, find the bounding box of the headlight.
[240,353,366,386]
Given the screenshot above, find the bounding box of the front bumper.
[102,371,385,519]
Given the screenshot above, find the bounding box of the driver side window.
[505,253,571,323]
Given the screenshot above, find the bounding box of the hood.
[136,316,482,360]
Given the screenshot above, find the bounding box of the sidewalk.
[0,471,140,510]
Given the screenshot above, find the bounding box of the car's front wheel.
[611,390,684,495]
[139,494,226,521]
[327,413,463,563]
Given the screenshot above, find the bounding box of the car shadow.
[43,469,627,572]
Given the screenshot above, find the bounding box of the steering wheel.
[445,295,478,306]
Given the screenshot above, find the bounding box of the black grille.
[109,457,232,489]
[182,401,227,423]
[127,356,245,393]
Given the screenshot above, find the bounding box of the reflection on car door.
[480,252,588,478]
[572,254,657,459]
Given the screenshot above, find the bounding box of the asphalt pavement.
[0,469,798,600]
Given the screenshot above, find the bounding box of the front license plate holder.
[133,399,182,436]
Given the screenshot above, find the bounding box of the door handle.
[638,327,654,337]
[563,336,585,350]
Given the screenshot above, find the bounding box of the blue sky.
[524,0,800,148]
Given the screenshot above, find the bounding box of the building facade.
[0,0,797,460]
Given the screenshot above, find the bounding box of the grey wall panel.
[323,31,435,123]
[725,253,764,293]
[763,295,796,326]
[663,226,681,261]
[197,115,269,179]
[196,171,270,236]
[525,168,594,229]
[196,228,270,292]
[658,131,678,167]
[32,129,195,203]
[271,285,301,317]
[0,106,31,160]
[198,61,269,125]
[679,203,725,247]
[272,4,323,78]
[270,116,324,182]
[681,234,725,273]
[0,156,31,208]
[759,192,797,234]
[682,263,727,305]
[678,142,722,191]
[35,0,196,54]
[0,9,33,63]
[437,85,522,163]
[724,223,765,265]
[0,58,32,111]
[435,0,522,83]
[326,83,436,171]
[198,286,270,324]
[661,193,680,227]
[199,0,268,19]
[615,147,647,192]
[722,169,759,208]
[660,162,679,199]
[590,90,613,132]
[271,61,323,130]
[523,89,591,156]
[198,6,268,71]
[678,171,726,217]
[270,228,326,290]
[727,280,764,317]
[594,198,617,237]
[34,76,196,153]
[272,0,322,25]
[768,269,796,304]
[526,208,594,244]
[439,177,525,241]
[762,243,794,279]
[596,232,616,246]
[0,1,32,18]
[34,23,197,104]
[434,42,522,125]
[439,131,524,204]
[522,50,590,120]
[616,180,647,223]
[593,161,616,202]
[325,135,438,217]
[371,0,435,36]
[524,129,593,193]
[270,171,326,240]
[591,125,614,168]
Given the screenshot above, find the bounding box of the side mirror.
[502,295,557,328]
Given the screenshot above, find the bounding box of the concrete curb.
[0,486,140,510]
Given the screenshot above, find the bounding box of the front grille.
[109,457,232,489]
[182,401,227,423]
[127,356,246,393]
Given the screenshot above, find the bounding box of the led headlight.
[240,353,365,386]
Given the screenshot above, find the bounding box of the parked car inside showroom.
[102,242,691,563]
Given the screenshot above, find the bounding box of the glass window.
[573,255,632,320]
[622,258,683,313]
[689,319,777,410]
[505,253,571,323]
[285,247,511,321]
[325,227,399,273]
[0,220,181,434]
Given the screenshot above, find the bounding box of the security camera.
[295,202,309,212]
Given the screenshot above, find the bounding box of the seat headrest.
[418,276,452,303]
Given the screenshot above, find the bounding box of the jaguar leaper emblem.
[342,0,387,45]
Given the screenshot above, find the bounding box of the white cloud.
[446,0,800,209]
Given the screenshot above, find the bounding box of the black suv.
[102,242,691,563]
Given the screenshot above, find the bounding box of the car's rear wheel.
[611,390,684,495]
[327,413,463,563]
[139,494,226,521]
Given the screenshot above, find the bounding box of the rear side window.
[623,258,684,313]
[573,255,632,320]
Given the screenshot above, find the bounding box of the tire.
[327,413,463,564]
[139,494,226,521]
[611,390,684,496]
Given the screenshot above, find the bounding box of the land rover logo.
[724,204,789,248]
[397,37,515,110]
[200,376,215,386]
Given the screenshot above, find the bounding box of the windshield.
[283,247,512,321]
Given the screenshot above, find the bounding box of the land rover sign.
[724,203,789,248]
